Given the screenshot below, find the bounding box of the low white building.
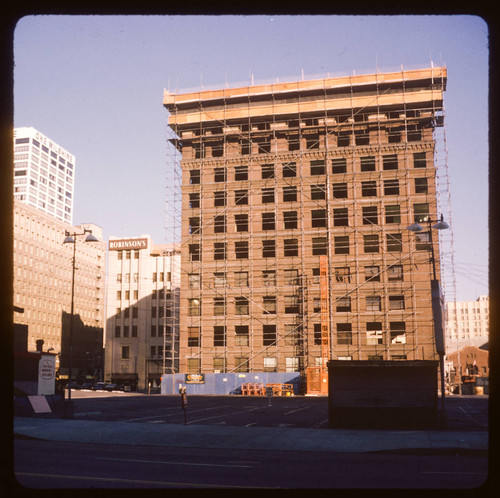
[104,236,180,391]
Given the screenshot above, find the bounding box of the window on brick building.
[214,242,226,260]
[383,154,398,170]
[235,297,249,315]
[333,208,349,227]
[261,163,275,179]
[384,179,399,196]
[362,206,378,225]
[366,295,381,312]
[364,234,379,253]
[334,236,349,254]
[362,181,377,197]
[385,205,401,224]
[283,162,297,177]
[414,177,428,194]
[262,187,275,203]
[337,323,352,344]
[283,211,298,229]
[283,186,297,202]
[262,239,276,258]
[235,241,249,259]
[312,237,327,255]
[387,233,403,252]
[235,190,248,205]
[310,160,325,175]
[311,184,326,200]
[235,214,248,232]
[387,264,403,281]
[332,157,347,174]
[336,295,351,312]
[213,297,226,316]
[189,193,200,208]
[262,270,276,286]
[263,296,277,314]
[214,326,226,347]
[263,325,277,345]
[214,167,227,182]
[190,169,200,184]
[188,299,201,316]
[235,326,249,346]
[214,215,226,233]
[262,212,275,230]
[284,239,299,257]
[235,165,248,180]
[188,327,200,347]
[390,322,406,343]
[366,322,383,345]
[360,155,376,172]
[312,209,327,228]
[332,182,348,199]
[189,244,201,261]
[214,191,226,207]
[389,295,405,310]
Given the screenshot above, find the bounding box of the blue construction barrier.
[160,372,301,395]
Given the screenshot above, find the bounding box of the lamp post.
[407,214,449,421]
[62,228,98,418]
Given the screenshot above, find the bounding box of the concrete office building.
[163,67,449,383]
[13,200,106,377]
[104,236,180,390]
[445,296,489,351]
[14,127,75,225]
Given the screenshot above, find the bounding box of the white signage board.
[38,354,56,395]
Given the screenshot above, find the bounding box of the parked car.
[81,382,94,390]
[92,382,106,390]
[104,383,117,391]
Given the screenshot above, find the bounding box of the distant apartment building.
[13,200,106,378]
[446,296,489,351]
[14,127,75,224]
[163,66,448,379]
[104,236,180,390]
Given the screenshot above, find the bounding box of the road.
[14,439,488,489]
[12,393,489,489]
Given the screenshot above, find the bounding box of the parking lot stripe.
[284,407,309,415]
[186,406,263,424]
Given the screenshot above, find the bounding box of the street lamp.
[407,214,449,421]
[62,228,98,418]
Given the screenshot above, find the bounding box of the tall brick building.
[163,67,448,379]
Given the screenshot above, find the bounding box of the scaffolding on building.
[163,117,183,382]
[163,64,455,391]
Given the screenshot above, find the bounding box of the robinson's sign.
[109,238,148,251]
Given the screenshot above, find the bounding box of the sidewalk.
[13,417,488,455]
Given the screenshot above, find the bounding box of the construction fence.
[160,372,301,395]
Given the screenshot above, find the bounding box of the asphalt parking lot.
[64,390,488,431]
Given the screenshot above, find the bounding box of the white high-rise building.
[14,127,75,224]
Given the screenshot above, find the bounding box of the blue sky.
[13,15,489,301]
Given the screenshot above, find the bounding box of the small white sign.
[28,396,52,413]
